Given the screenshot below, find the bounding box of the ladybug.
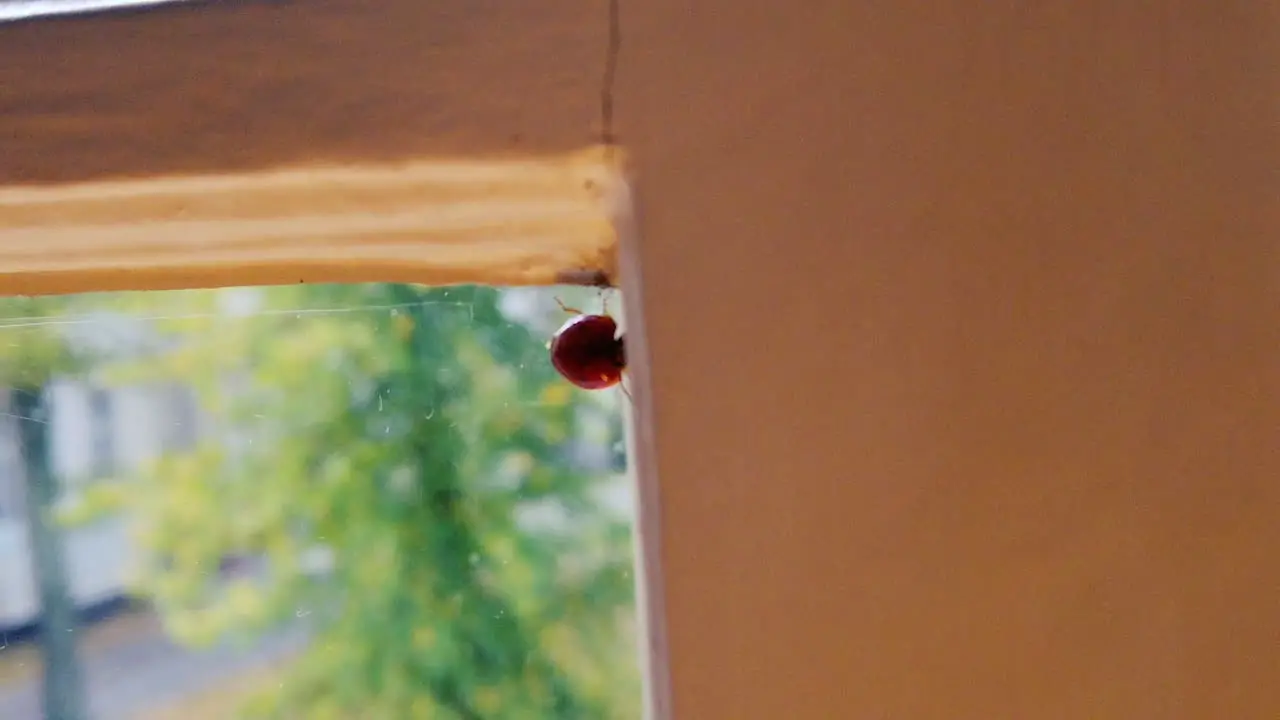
[549,299,626,390]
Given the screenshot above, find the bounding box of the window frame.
[0,151,621,297]
[8,2,680,716]
[0,146,668,718]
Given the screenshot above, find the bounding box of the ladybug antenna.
[554,296,585,316]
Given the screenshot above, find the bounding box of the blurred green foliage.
[0,296,92,390]
[7,283,639,719]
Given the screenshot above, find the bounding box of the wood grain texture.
[0,0,606,184]
[0,149,620,296]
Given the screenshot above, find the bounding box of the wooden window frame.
[0,150,622,296]
[1,2,677,714]
[0,140,672,718]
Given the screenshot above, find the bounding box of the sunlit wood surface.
[0,0,617,296]
[0,150,620,296]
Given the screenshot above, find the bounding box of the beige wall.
[620,2,1279,718]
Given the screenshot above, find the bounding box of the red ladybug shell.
[550,314,626,390]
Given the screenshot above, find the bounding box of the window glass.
[0,283,638,719]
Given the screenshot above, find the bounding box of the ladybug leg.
[554,296,586,316]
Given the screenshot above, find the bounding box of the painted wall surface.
[617,2,1279,718]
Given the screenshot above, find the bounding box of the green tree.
[104,283,637,719]
[0,297,91,720]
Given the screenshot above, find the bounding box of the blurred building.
[0,380,201,631]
